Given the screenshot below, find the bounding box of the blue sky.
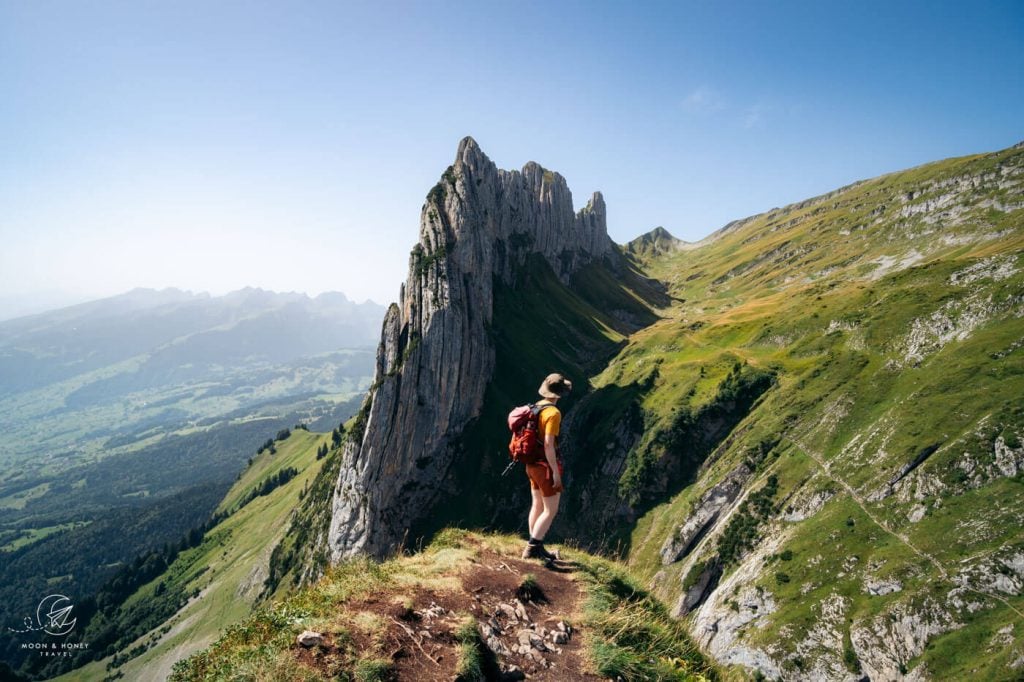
[1,1,1021,315]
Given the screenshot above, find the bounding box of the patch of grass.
[169,555,392,682]
[576,553,714,681]
[354,658,394,682]
[842,638,861,675]
[516,573,547,603]
[681,560,709,592]
[169,604,306,681]
[0,480,51,510]
[618,362,776,509]
[454,615,485,682]
[429,527,471,550]
[264,438,347,596]
[716,475,779,567]
[0,520,91,552]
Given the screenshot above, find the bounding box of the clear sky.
[1,1,1021,316]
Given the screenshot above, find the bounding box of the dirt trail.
[293,540,603,681]
[457,548,600,681]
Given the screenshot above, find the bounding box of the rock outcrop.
[328,137,614,559]
[660,464,749,565]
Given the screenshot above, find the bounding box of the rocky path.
[462,549,600,681]
[292,539,603,680]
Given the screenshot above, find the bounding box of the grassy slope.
[54,429,333,682]
[591,144,1024,678]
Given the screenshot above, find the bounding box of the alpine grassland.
[590,143,1024,679]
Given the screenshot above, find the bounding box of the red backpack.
[507,403,549,464]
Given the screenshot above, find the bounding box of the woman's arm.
[544,433,562,492]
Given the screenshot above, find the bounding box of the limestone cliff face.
[328,137,613,559]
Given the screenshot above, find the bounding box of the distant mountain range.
[0,286,384,470]
[0,286,383,395]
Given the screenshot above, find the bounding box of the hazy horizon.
[0,283,388,323]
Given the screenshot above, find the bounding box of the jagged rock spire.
[328,138,613,559]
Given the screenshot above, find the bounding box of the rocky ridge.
[328,137,615,560]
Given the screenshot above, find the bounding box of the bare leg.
[532,493,561,540]
[528,488,544,537]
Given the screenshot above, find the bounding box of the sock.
[528,536,543,546]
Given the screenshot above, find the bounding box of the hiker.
[523,373,572,560]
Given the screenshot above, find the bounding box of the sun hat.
[538,373,573,399]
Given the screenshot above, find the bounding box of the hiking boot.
[521,542,544,559]
[536,544,560,561]
[522,542,559,561]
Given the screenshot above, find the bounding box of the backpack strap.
[533,401,559,438]
[532,401,559,416]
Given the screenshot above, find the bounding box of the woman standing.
[523,373,572,560]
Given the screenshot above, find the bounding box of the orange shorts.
[526,459,564,497]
